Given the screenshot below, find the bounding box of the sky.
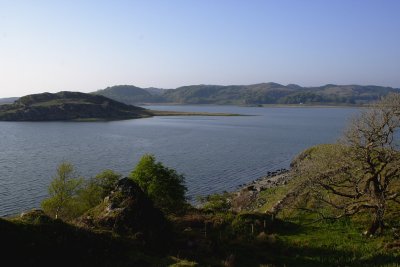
[0,0,399,97]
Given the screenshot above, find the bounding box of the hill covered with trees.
[93,83,399,105]
[92,85,166,104]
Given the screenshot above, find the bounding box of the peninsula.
[0,91,237,121]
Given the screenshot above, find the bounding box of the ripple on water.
[0,106,359,216]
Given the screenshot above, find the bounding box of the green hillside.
[93,83,398,105]
[93,85,164,104]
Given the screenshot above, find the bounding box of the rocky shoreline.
[230,168,291,212]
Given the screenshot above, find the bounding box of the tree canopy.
[130,154,187,214]
[41,162,83,219]
[77,169,121,211]
[42,164,121,220]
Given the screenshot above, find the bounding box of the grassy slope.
[3,207,398,267]
[243,145,400,266]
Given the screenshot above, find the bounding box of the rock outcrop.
[76,178,171,244]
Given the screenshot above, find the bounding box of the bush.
[198,192,231,213]
[130,154,187,214]
[77,169,121,213]
[42,164,121,220]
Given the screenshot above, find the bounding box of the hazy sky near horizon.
[0,0,399,97]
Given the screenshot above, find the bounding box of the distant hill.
[93,85,165,104]
[143,87,169,95]
[0,97,19,105]
[93,83,398,105]
[0,91,152,121]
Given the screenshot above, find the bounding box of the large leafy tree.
[294,94,400,235]
[130,154,187,214]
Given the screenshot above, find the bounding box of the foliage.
[164,83,379,105]
[294,93,400,235]
[96,83,397,105]
[77,180,103,212]
[94,85,163,104]
[41,162,83,220]
[93,169,121,198]
[42,163,121,219]
[130,154,187,214]
[77,169,121,213]
[198,192,231,213]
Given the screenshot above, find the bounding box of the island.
[0,91,237,121]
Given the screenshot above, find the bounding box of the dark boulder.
[76,178,171,245]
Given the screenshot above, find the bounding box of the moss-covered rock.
[76,178,171,245]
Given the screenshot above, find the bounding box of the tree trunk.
[55,206,60,219]
[366,208,385,236]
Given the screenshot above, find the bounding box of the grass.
[2,206,399,266]
[205,218,398,266]
[274,217,400,267]
[30,99,91,107]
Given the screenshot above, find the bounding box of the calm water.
[0,105,359,216]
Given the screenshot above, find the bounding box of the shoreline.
[141,103,366,108]
[229,168,291,212]
[148,110,244,116]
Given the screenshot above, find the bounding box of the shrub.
[130,154,187,214]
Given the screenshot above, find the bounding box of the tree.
[77,169,121,210]
[130,154,187,214]
[91,169,121,199]
[41,162,83,220]
[294,94,400,235]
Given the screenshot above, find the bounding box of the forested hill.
[93,83,398,105]
[92,85,167,104]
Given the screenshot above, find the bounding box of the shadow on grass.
[174,218,399,267]
[186,237,400,267]
[0,218,168,267]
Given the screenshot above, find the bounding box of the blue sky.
[0,0,399,97]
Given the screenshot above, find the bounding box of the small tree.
[130,154,187,214]
[78,169,121,211]
[41,162,83,220]
[295,94,400,235]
